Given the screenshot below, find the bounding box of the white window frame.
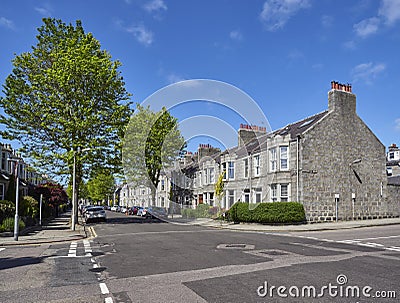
[209,167,215,184]
[244,158,249,178]
[271,184,277,202]
[204,168,208,185]
[280,146,289,170]
[228,161,235,180]
[222,163,227,180]
[253,154,261,177]
[227,190,235,207]
[243,189,250,203]
[280,184,289,201]
[254,188,262,203]
[270,148,277,172]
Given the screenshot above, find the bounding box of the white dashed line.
[0,248,5,252]
[99,282,109,294]
[84,239,93,256]
[68,241,77,257]
[386,246,400,252]
[105,297,113,303]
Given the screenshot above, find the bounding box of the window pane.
[228,162,234,179]
[270,148,277,171]
[280,146,288,170]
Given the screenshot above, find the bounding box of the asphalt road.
[0,211,399,303]
[91,211,400,302]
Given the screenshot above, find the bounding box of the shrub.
[21,196,39,218]
[196,204,211,217]
[181,204,214,218]
[181,208,197,218]
[227,202,306,224]
[0,200,15,224]
[0,217,26,232]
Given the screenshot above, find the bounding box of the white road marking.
[105,297,113,303]
[351,235,400,241]
[67,241,78,257]
[93,264,99,269]
[386,246,400,252]
[99,282,109,294]
[0,248,5,252]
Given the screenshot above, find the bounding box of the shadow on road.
[0,255,54,271]
[91,216,165,225]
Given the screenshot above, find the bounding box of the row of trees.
[0,17,185,211]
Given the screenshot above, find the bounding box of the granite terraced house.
[122,82,400,222]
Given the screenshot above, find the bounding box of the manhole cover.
[217,244,255,250]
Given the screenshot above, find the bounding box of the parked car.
[128,206,140,215]
[111,206,121,212]
[81,205,94,215]
[120,206,128,214]
[85,206,107,223]
[137,207,146,217]
[147,206,168,219]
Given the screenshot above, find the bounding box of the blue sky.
[1,0,399,154]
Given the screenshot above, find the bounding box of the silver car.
[85,206,107,223]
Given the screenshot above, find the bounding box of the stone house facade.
[168,82,399,221]
[0,143,46,201]
[119,172,171,208]
[122,82,399,221]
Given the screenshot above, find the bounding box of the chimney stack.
[328,81,356,115]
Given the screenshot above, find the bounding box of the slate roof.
[271,110,329,140]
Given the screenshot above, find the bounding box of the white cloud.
[125,24,154,46]
[353,17,380,38]
[143,0,167,13]
[35,5,53,16]
[321,15,333,28]
[260,0,311,31]
[229,30,243,41]
[394,118,400,132]
[167,73,186,84]
[343,40,357,50]
[395,118,400,131]
[379,0,400,25]
[351,62,386,84]
[288,49,304,60]
[0,16,15,30]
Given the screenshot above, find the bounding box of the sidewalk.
[0,210,87,246]
[168,216,400,232]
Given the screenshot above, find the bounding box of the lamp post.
[71,147,91,231]
[349,159,362,221]
[7,158,21,241]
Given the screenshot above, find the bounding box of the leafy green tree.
[87,171,115,203]
[0,18,132,199]
[123,104,185,204]
[214,171,225,213]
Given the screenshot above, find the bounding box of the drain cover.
[217,244,255,250]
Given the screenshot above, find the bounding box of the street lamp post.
[7,158,21,241]
[71,150,77,231]
[349,159,362,221]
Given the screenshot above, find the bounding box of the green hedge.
[228,202,306,224]
[0,217,26,232]
[181,204,218,219]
